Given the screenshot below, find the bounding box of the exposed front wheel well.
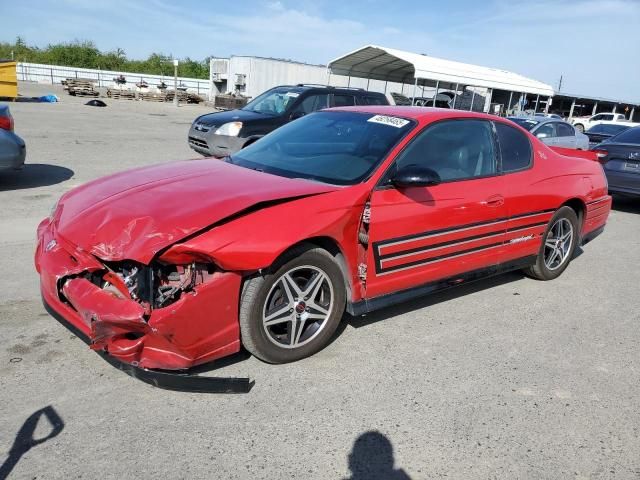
[271,237,354,303]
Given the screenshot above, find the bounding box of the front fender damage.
[59,273,252,393]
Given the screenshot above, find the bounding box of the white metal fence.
[16,62,210,95]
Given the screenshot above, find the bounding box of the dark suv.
[188,84,389,157]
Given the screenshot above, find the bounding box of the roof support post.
[544,96,551,114]
[508,91,513,114]
[452,83,459,109]
[470,88,476,111]
[433,80,440,107]
[384,80,388,94]
[347,76,351,87]
[520,92,526,112]
[612,104,617,113]
[592,102,598,115]
[568,99,576,120]
[485,88,493,113]
[630,107,635,121]
[411,77,418,105]
[534,94,540,113]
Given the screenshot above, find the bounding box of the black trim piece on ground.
[581,225,605,246]
[347,255,537,316]
[42,298,254,394]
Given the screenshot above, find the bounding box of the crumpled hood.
[54,159,338,263]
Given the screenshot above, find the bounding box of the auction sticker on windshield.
[367,115,410,128]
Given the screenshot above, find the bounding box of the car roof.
[328,106,520,123]
[272,84,384,96]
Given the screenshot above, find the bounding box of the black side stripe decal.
[373,209,554,275]
[376,208,554,248]
[380,221,547,262]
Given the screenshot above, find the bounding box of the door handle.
[481,195,504,207]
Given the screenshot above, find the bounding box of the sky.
[2,0,639,101]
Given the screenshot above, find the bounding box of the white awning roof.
[328,45,555,97]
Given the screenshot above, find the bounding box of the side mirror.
[391,165,441,188]
[290,111,305,121]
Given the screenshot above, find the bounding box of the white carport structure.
[328,45,555,114]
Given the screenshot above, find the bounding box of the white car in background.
[570,112,629,132]
[508,116,590,150]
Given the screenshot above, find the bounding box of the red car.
[36,107,611,374]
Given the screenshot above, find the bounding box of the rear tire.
[239,245,346,364]
[525,206,579,281]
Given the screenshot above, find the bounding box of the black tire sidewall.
[241,248,346,364]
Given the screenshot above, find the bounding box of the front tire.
[239,245,346,363]
[525,206,579,280]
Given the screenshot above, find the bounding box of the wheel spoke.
[293,317,306,345]
[281,273,301,301]
[264,304,291,325]
[307,300,329,316]
[302,271,326,299]
[305,312,326,320]
[545,239,556,248]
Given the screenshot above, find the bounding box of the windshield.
[227,111,415,185]
[242,87,302,115]
[587,124,631,135]
[603,126,640,145]
[508,117,539,131]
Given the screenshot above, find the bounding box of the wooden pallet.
[66,78,98,97]
[106,88,136,100]
[165,90,204,104]
[139,92,169,102]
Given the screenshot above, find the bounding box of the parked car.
[188,85,389,157]
[570,112,629,132]
[37,107,610,375]
[592,125,640,196]
[585,123,632,147]
[0,104,26,171]
[534,113,563,119]
[508,116,589,150]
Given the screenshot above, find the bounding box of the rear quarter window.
[495,122,532,172]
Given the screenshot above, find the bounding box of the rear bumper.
[35,218,243,372]
[0,131,26,170]
[605,170,640,196]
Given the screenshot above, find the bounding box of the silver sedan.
[508,116,589,150]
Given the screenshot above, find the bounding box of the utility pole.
[173,59,179,107]
[557,75,563,92]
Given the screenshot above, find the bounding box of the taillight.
[593,149,608,162]
[0,115,14,132]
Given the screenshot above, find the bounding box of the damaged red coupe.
[36,107,611,372]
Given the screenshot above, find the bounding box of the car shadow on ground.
[611,194,640,214]
[0,164,74,191]
[344,270,527,331]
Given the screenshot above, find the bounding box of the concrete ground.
[1,82,639,480]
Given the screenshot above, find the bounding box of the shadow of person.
[0,164,74,191]
[0,405,64,480]
[345,431,411,480]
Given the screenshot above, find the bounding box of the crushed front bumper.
[35,218,252,392]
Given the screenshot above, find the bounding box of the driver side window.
[392,119,497,182]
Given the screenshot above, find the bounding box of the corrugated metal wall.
[208,56,490,108]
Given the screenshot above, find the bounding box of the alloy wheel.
[262,265,334,349]
[544,218,574,271]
